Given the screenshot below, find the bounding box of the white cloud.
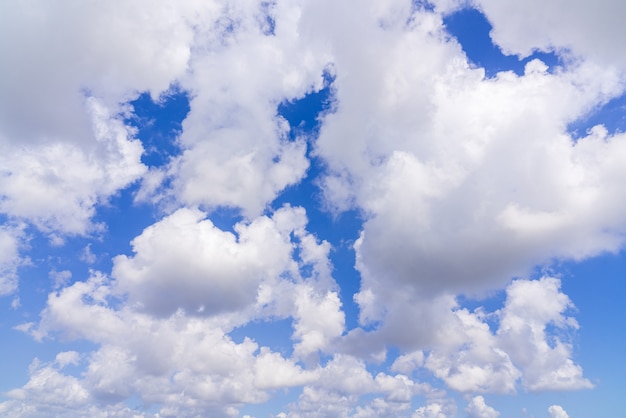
[0,0,196,137]
[305,1,626,314]
[469,0,626,72]
[290,354,437,418]
[346,276,589,395]
[0,0,326,237]
[80,244,97,264]
[347,61,626,302]
[298,9,626,402]
[0,223,25,295]
[497,277,593,391]
[548,404,570,418]
[112,206,297,316]
[465,396,499,418]
[0,98,146,236]
[425,308,520,394]
[3,358,91,413]
[412,401,457,418]
[292,286,345,360]
[391,350,425,375]
[8,204,349,417]
[0,0,213,237]
[138,0,331,217]
[49,270,72,290]
[12,272,316,417]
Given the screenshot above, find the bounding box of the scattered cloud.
[465,396,499,418]
[548,404,570,418]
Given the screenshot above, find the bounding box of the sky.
[0,1,625,417]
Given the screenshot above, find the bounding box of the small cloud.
[81,244,96,264]
[55,351,81,369]
[466,396,500,418]
[49,269,72,289]
[548,405,570,418]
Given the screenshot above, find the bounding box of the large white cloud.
[300,8,626,376]
[327,47,626,299]
[0,0,200,236]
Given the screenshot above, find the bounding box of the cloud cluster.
[0,0,206,236]
[7,206,346,417]
[0,0,621,416]
[350,276,590,395]
[318,19,626,300]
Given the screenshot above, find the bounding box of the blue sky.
[1,1,625,417]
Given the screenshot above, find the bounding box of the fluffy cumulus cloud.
[138,0,330,216]
[325,27,626,300]
[497,278,592,391]
[112,207,297,316]
[8,206,346,417]
[465,396,499,418]
[1,0,623,416]
[0,0,203,236]
[0,99,146,236]
[548,404,570,418]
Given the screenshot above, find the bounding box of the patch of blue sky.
[0,329,98,395]
[125,88,190,168]
[444,8,561,78]
[277,70,335,142]
[15,227,90,298]
[229,317,295,358]
[556,252,626,413]
[89,88,190,260]
[567,92,626,139]
[206,206,245,235]
[488,390,599,418]
[274,81,363,330]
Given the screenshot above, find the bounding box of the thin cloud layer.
[0,0,622,416]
